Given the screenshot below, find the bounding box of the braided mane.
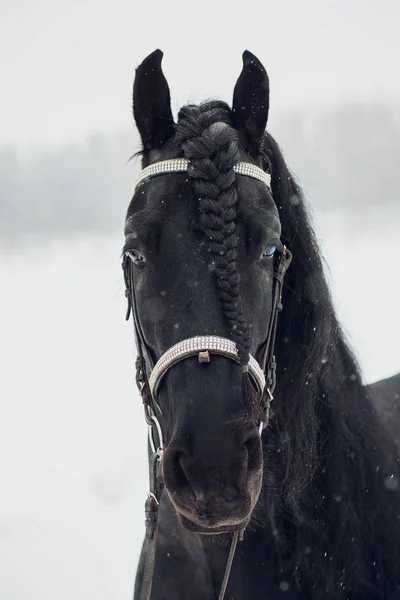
[175,101,250,366]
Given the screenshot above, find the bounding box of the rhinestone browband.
[148,335,266,398]
[134,159,272,191]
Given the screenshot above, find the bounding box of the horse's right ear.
[133,49,175,151]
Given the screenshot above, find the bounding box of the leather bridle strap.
[123,255,155,426]
[139,448,163,600]
[261,247,292,393]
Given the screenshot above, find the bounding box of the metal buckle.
[147,491,160,506]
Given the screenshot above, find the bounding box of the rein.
[123,159,292,600]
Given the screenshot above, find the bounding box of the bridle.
[122,158,292,600]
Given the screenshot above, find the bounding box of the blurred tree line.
[272,102,400,211]
[0,102,399,242]
[0,131,135,243]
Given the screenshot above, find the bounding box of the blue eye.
[262,245,277,258]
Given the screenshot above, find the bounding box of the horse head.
[123,49,290,534]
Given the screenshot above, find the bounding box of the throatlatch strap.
[261,247,292,387]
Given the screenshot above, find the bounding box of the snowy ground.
[0,206,399,599]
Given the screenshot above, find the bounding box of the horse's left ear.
[232,51,269,149]
[133,49,176,151]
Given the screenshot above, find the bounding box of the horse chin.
[165,476,262,535]
[177,512,251,535]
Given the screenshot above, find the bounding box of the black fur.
[126,51,400,600]
[132,49,175,152]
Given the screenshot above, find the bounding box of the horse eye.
[126,249,145,264]
[262,245,277,259]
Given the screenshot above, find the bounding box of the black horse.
[123,50,400,600]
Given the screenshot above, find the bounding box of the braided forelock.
[175,101,250,365]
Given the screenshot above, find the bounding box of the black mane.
[260,133,400,597]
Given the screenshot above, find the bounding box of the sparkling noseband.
[148,335,266,398]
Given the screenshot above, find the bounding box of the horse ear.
[232,51,269,148]
[133,49,175,151]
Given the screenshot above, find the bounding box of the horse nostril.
[171,450,190,489]
[242,433,262,472]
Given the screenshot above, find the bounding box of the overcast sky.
[1,0,400,147]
